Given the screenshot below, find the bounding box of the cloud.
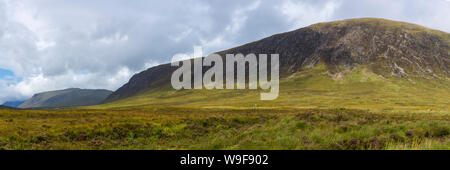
[0,0,449,103]
[278,0,342,29]
[332,0,450,32]
[0,67,132,104]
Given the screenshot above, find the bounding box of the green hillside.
[92,64,450,113]
[19,88,113,109]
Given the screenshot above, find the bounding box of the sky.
[0,0,449,103]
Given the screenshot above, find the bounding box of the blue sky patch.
[0,68,14,79]
[0,68,22,82]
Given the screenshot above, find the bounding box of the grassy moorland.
[0,65,449,150]
[0,107,448,150]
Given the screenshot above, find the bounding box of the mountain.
[101,18,449,110]
[19,88,113,109]
[0,105,13,109]
[2,100,25,108]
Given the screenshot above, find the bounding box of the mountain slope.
[0,105,13,109]
[2,100,25,108]
[100,18,449,111]
[19,88,113,109]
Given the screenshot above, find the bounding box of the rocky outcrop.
[218,18,449,77]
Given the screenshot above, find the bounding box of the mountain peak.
[220,18,449,76]
[104,18,449,103]
[310,18,438,30]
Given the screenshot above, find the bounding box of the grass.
[1,64,448,150]
[0,107,448,150]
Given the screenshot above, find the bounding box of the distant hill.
[19,88,113,109]
[0,105,13,109]
[99,18,449,111]
[2,100,25,108]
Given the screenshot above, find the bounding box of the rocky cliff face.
[104,18,449,103]
[218,18,449,78]
[19,88,113,109]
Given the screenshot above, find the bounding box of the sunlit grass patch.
[1,107,447,150]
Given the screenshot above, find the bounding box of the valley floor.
[0,107,448,150]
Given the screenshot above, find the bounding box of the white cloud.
[225,0,261,34]
[0,67,134,103]
[169,28,193,43]
[97,32,129,45]
[0,0,449,103]
[279,0,342,29]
